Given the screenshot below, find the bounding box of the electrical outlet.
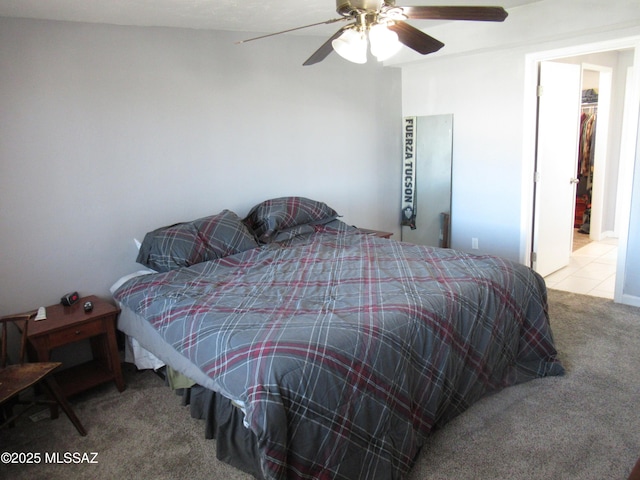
[472,238,479,249]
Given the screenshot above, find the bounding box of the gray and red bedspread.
[113,224,563,479]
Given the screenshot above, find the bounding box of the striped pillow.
[137,210,258,272]
[243,197,338,243]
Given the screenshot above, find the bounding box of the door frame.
[521,36,640,304]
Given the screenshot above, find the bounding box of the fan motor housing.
[336,0,395,16]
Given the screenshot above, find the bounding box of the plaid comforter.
[114,225,564,479]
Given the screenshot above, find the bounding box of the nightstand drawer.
[46,319,106,348]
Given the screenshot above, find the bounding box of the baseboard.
[620,293,640,308]
[591,230,617,241]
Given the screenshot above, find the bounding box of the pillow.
[136,222,202,272]
[192,210,260,260]
[272,224,316,243]
[137,210,258,272]
[243,197,338,243]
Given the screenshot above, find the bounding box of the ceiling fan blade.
[401,6,508,22]
[236,18,346,44]
[303,26,351,66]
[388,21,444,55]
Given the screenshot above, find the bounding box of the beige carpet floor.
[1,289,639,479]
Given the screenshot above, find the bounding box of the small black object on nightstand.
[61,291,80,306]
[83,301,93,312]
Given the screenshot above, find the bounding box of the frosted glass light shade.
[369,23,402,61]
[332,29,368,64]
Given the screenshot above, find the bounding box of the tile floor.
[544,237,618,299]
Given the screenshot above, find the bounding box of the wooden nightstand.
[357,228,393,239]
[24,295,125,398]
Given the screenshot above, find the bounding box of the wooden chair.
[0,311,86,435]
[629,455,640,480]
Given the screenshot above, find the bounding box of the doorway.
[539,58,616,297]
[523,37,640,304]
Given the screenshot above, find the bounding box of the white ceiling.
[0,0,542,37]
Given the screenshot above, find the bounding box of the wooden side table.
[25,295,125,397]
[357,228,394,239]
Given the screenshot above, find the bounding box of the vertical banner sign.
[401,117,417,229]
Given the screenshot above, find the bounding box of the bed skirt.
[172,378,264,479]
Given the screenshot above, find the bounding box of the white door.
[533,61,582,277]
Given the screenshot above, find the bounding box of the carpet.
[1,289,639,479]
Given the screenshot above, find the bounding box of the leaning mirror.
[401,114,453,248]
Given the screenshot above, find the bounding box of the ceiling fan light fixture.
[242,3,508,66]
[369,23,402,61]
[331,28,368,64]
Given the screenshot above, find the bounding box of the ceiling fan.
[237,1,508,66]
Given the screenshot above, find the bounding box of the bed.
[111,197,564,480]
